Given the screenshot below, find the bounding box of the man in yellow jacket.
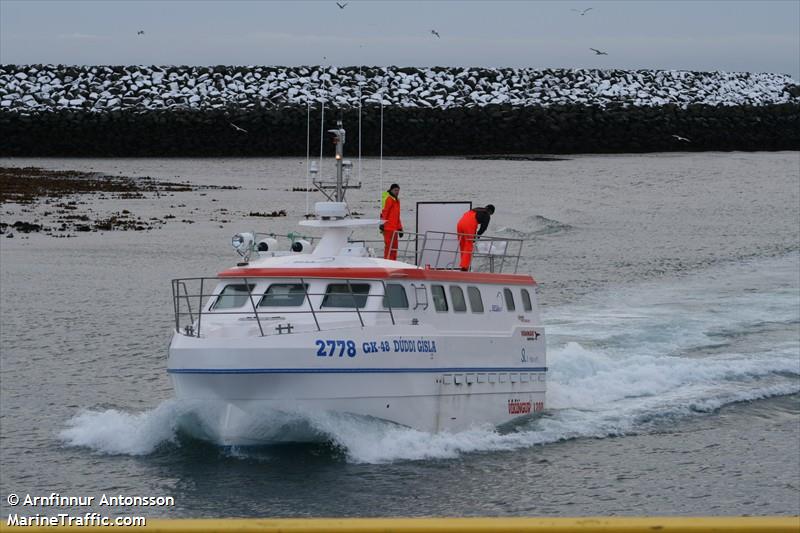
[380,184,403,260]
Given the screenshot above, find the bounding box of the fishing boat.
[167,123,546,444]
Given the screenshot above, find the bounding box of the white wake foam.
[59,400,184,455]
[60,254,800,462]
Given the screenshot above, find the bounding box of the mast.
[313,120,360,204]
[300,120,379,256]
[331,121,345,202]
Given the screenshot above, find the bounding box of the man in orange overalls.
[456,204,495,271]
[380,184,403,260]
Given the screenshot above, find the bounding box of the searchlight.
[231,232,254,261]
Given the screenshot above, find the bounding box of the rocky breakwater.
[1,65,798,155]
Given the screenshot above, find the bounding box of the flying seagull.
[229,122,248,134]
[671,134,691,143]
[590,48,608,55]
[336,2,348,8]
[430,29,441,38]
[137,30,145,35]
[571,8,593,15]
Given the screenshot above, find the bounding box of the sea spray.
[59,254,799,463]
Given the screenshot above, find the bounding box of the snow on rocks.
[0,64,797,113]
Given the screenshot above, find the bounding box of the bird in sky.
[229,122,248,134]
[590,48,608,55]
[671,134,691,142]
[336,2,348,9]
[137,30,145,35]
[430,29,441,38]
[571,8,593,15]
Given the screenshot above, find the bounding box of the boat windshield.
[321,283,371,308]
[258,283,308,307]
[212,283,255,309]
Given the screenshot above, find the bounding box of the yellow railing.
[2,516,798,532]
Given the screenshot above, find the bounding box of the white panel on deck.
[499,374,507,383]
[477,374,486,383]
[443,374,453,385]
[488,373,497,383]
[510,373,519,383]
[466,373,475,384]
[521,373,530,383]
[416,201,472,269]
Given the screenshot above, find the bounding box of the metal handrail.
[345,279,364,327]
[347,231,524,273]
[172,276,400,338]
[420,231,525,273]
[178,281,194,323]
[300,276,321,331]
[243,277,264,336]
[347,231,424,264]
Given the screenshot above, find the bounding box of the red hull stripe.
[218,267,536,286]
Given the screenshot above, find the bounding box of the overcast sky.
[1,1,798,78]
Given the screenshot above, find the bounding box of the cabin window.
[212,283,255,310]
[504,288,516,311]
[521,288,533,312]
[467,286,484,313]
[383,284,409,309]
[258,283,308,307]
[322,283,371,308]
[449,286,467,312]
[431,285,448,312]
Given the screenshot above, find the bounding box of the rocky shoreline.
[0,166,239,238]
[2,64,798,155]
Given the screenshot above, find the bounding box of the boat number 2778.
[315,338,438,357]
[315,340,358,357]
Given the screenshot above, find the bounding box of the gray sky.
[1,0,798,78]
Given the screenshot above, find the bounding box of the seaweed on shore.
[249,210,287,218]
[0,166,240,237]
[0,166,240,204]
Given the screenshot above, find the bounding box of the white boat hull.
[168,327,546,443]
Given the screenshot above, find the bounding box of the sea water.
[0,152,798,517]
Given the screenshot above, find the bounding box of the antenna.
[318,99,325,178]
[305,99,311,216]
[379,97,384,197]
[357,67,362,184]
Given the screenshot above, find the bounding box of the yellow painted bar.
[2,517,799,532]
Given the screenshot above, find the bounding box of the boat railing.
[347,231,428,265]
[351,231,524,273]
[171,277,399,338]
[420,231,524,273]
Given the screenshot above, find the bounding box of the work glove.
[379,224,384,233]
[399,231,404,239]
